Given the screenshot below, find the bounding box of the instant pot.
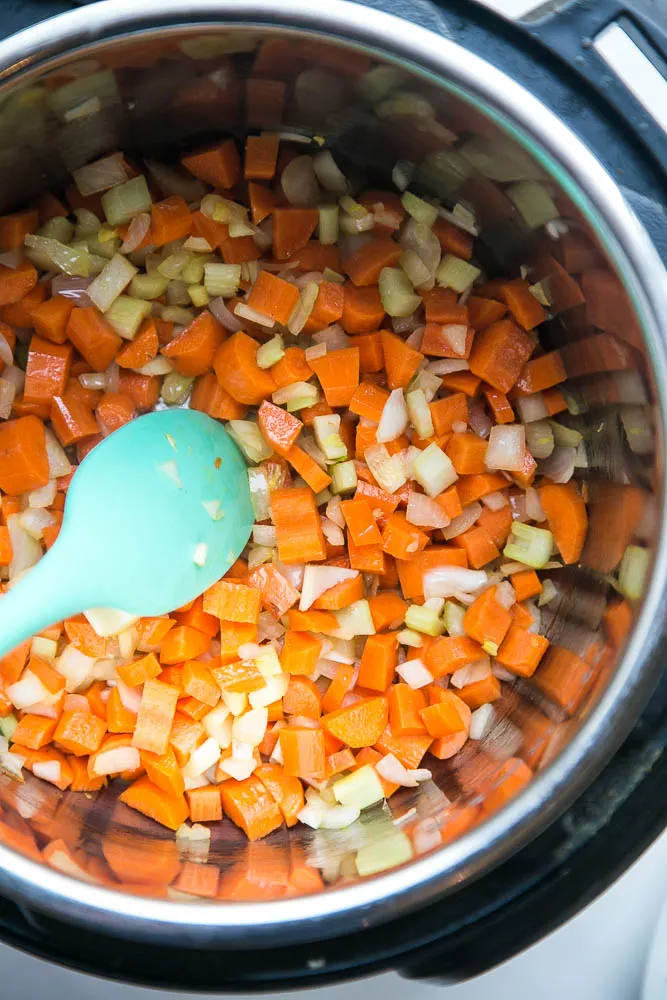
[1,0,667,989]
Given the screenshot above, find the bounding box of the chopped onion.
[300,565,358,611]
[7,671,49,710]
[252,524,277,547]
[379,266,422,317]
[312,323,350,351]
[276,561,304,590]
[287,282,319,335]
[443,502,482,540]
[6,514,41,581]
[2,365,25,395]
[87,252,138,319]
[365,443,407,494]
[32,760,62,785]
[396,658,433,689]
[525,486,546,521]
[515,392,548,423]
[406,492,450,528]
[321,516,345,547]
[468,401,492,439]
[281,156,321,208]
[423,566,488,599]
[525,419,554,460]
[120,212,151,254]
[495,579,516,609]
[73,152,130,196]
[232,707,269,746]
[376,753,432,788]
[18,507,56,541]
[377,388,408,443]
[412,443,458,497]
[0,377,16,419]
[51,274,93,304]
[0,249,23,270]
[234,302,274,328]
[481,491,508,512]
[404,326,425,350]
[469,704,496,740]
[312,150,347,195]
[93,745,140,775]
[208,295,245,332]
[305,343,327,363]
[451,658,491,689]
[485,425,525,472]
[427,358,469,375]
[325,494,345,528]
[44,428,72,478]
[538,446,576,483]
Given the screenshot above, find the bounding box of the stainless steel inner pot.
[0,0,665,949]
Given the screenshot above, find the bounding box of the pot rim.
[0,0,665,947]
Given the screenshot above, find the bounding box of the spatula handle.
[0,547,84,662]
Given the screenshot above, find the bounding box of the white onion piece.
[427,359,470,375]
[219,756,256,782]
[0,377,16,419]
[439,324,468,356]
[404,326,425,350]
[120,212,151,254]
[93,745,141,775]
[51,275,93,304]
[325,494,345,528]
[0,335,12,367]
[73,152,130,195]
[44,428,72,478]
[281,156,321,208]
[539,446,576,483]
[18,508,55,541]
[509,492,528,522]
[0,752,25,779]
[485,425,525,472]
[0,249,23,270]
[515,392,548,423]
[64,693,90,713]
[376,388,408,443]
[116,679,141,714]
[525,486,546,521]
[234,302,275,328]
[32,760,62,784]
[6,514,41,581]
[24,700,59,719]
[396,658,433,689]
[252,524,277,547]
[7,671,49,710]
[376,753,432,788]
[312,150,348,195]
[299,565,358,611]
[492,664,516,682]
[392,312,421,335]
[209,296,245,332]
[321,516,345,547]
[451,658,492,689]
[470,703,496,740]
[481,491,508,512]
[468,401,492,439]
[275,561,304,590]
[442,502,482,540]
[423,566,488,599]
[406,492,450,529]
[2,365,25,394]
[312,323,350,351]
[495,580,516,609]
[232,707,268,746]
[305,343,327,363]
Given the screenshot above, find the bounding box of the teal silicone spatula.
[0,408,254,659]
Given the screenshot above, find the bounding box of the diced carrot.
[341,285,385,334]
[186,784,223,823]
[151,196,192,247]
[539,482,588,564]
[257,399,302,456]
[357,633,398,693]
[285,444,332,493]
[0,415,50,494]
[381,512,429,560]
[469,319,534,393]
[181,139,240,188]
[182,660,220,707]
[218,621,257,664]
[350,332,384,374]
[117,371,160,412]
[255,763,304,827]
[430,393,469,435]
[0,640,30,685]
[420,689,471,738]
[358,190,405,234]
[283,676,322,720]
[374,725,432,769]
[116,652,162,688]
[220,774,283,840]
[270,346,313,388]
[247,270,300,325]
[248,182,277,226]
[454,525,500,569]
[11,714,58,750]
[477,505,513,549]
[119,776,188,831]
[54,709,107,756]
[211,659,263,695]
[309,347,360,407]
[456,473,507,505]
[213,331,277,405]
[421,323,474,360]
[511,569,542,602]
[280,726,326,779]
[302,281,345,334]
[0,210,39,250]
[483,386,514,424]
[445,432,488,475]
[388,684,427,736]
[280,630,323,676]
[423,287,468,325]
[340,498,382,546]
[439,371,482,396]
[271,486,326,563]
[132,679,180,755]
[116,319,159,369]
[0,259,37,306]
[347,536,386,575]
[343,236,402,287]
[380,330,423,389]
[496,623,549,678]
[159,626,211,665]
[247,563,300,618]
[272,208,319,260]
[479,757,532,816]
[66,307,122,372]
[463,586,512,651]
[105,687,136,734]
[367,593,407,633]
[514,351,566,395]
[321,696,388,748]
[162,310,225,377]
[203,581,262,624]
[0,525,12,565]
[32,294,75,345]
[424,635,483,678]
[96,392,135,434]
[432,218,473,259]
[397,546,468,601]
[603,599,632,649]
[190,210,229,251]
[500,279,546,330]
[468,296,506,328]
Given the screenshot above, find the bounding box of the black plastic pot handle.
[524,0,667,177]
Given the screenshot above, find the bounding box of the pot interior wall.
[0,21,659,907]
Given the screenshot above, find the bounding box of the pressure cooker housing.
[0,0,666,987]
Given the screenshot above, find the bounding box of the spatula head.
[57,409,254,616]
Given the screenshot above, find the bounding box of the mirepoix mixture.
[0,110,638,880]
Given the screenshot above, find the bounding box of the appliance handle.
[522,0,667,177]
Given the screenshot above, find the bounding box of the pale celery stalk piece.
[105,295,152,339]
[503,521,554,569]
[618,545,650,601]
[356,831,414,877]
[333,764,384,810]
[331,460,358,494]
[101,175,152,226]
[404,604,445,636]
[435,254,481,293]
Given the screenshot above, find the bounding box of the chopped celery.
[322,267,345,284]
[204,262,241,297]
[86,233,121,260]
[313,414,347,461]
[378,266,422,317]
[161,372,194,405]
[333,764,384,810]
[401,191,438,228]
[181,255,207,285]
[74,207,102,239]
[458,135,544,183]
[525,419,554,460]
[397,628,423,647]
[339,195,368,219]
[160,306,194,325]
[404,604,445,636]
[334,599,375,639]
[47,69,120,121]
[88,252,137,312]
[359,65,407,103]
[376,90,435,119]
[416,149,471,199]
[406,388,434,439]
[618,545,649,601]
[105,295,151,339]
[188,284,210,308]
[482,640,499,656]
[436,254,481,293]
[158,251,191,279]
[166,279,191,306]
[272,381,319,412]
[412,443,457,498]
[331,460,357,494]
[101,175,152,226]
[256,334,285,369]
[503,521,554,569]
[0,714,17,739]
[248,467,271,521]
[227,420,273,464]
[24,234,91,277]
[399,249,432,289]
[38,216,74,244]
[355,830,413,876]
[408,367,442,403]
[318,205,339,245]
[550,420,583,448]
[507,180,559,229]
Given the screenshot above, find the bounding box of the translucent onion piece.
[73,152,130,196]
[376,388,408,443]
[423,566,488,599]
[538,446,576,484]
[208,296,245,331]
[120,212,151,254]
[443,502,482,540]
[485,424,526,472]
[406,492,450,529]
[281,156,321,208]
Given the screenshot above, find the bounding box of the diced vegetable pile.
[0,125,632,872]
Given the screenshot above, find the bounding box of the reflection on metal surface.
[0,2,663,947]
[594,23,667,136]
